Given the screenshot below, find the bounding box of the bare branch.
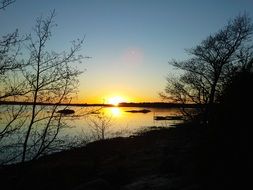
[163,14,253,121]
[0,0,15,10]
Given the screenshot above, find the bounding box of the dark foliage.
[197,70,253,189]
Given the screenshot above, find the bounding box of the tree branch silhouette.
[163,14,253,122]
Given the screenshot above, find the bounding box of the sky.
[1,0,253,103]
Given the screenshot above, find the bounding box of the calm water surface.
[0,105,183,139]
[0,105,183,163]
[64,106,183,138]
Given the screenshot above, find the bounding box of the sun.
[108,96,125,106]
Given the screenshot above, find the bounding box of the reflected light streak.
[110,107,122,117]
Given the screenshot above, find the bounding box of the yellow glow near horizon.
[108,96,126,106]
[76,91,155,104]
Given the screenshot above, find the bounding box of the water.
[64,106,183,138]
[0,105,183,140]
[0,105,183,163]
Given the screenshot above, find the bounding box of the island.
[125,109,151,113]
[56,109,75,114]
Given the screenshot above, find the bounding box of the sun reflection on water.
[103,107,123,117]
[109,107,122,117]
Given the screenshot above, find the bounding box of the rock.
[57,109,75,114]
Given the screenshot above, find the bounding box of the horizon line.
[0,101,200,108]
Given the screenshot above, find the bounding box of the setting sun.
[108,96,126,106]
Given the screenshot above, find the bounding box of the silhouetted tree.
[88,112,112,140]
[20,10,84,162]
[0,9,87,164]
[0,7,26,101]
[197,60,253,190]
[163,14,253,121]
[0,0,30,164]
[0,0,15,10]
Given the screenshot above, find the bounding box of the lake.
[63,106,183,139]
[0,105,183,163]
[0,105,184,140]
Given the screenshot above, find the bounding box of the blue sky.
[1,0,253,103]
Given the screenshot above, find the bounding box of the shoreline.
[0,123,205,190]
[1,119,250,190]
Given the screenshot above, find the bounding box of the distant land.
[0,101,201,108]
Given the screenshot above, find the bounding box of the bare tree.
[0,0,15,10]
[163,14,253,120]
[0,30,19,74]
[0,0,28,101]
[88,112,112,140]
[0,29,27,101]
[0,104,28,165]
[17,10,84,162]
[0,2,86,164]
[0,8,87,164]
[0,0,31,164]
[0,0,19,77]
